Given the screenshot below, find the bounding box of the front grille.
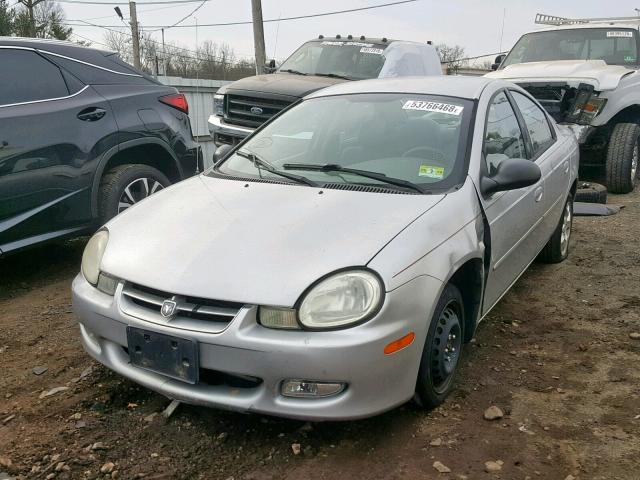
[225,94,293,128]
[120,283,244,333]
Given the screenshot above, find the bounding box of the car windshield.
[214,93,473,193]
[502,28,639,67]
[278,40,388,80]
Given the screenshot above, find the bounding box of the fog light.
[281,380,346,398]
[259,307,299,329]
[97,273,119,296]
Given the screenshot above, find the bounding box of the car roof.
[532,23,640,33]
[0,36,114,56]
[308,37,396,45]
[306,75,502,100]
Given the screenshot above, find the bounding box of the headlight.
[214,93,224,117]
[81,230,108,285]
[298,270,383,329]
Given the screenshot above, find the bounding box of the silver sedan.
[72,76,578,420]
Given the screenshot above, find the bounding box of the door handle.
[77,107,106,122]
[534,186,544,202]
[562,161,569,174]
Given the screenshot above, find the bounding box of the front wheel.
[606,123,639,194]
[414,283,465,409]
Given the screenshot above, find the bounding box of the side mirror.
[263,59,277,73]
[491,54,506,70]
[481,158,541,196]
[212,144,233,164]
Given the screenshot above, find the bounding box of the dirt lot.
[1,189,639,480]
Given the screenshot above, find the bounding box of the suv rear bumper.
[208,115,254,147]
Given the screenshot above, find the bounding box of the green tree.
[0,0,15,35]
[13,0,72,39]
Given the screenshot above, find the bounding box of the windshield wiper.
[279,69,308,76]
[314,72,354,80]
[282,163,424,193]
[236,150,319,187]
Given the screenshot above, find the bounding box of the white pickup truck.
[487,15,640,193]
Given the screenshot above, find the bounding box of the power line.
[59,0,206,5]
[150,0,206,31]
[65,0,419,29]
[70,2,192,22]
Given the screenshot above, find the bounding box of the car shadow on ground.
[0,238,86,300]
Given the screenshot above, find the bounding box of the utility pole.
[129,0,141,69]
[161,28,167,76]
[251,0,266,74]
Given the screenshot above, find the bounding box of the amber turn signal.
[384,332,415,355]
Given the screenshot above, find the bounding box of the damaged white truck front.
[487,16,640,193]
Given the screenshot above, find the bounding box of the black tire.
[539,193,573,264]
[575,182,607,204]
[606,123,639,194]
[415,283,465,409]
[98,164,171,225]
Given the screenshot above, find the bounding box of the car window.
[215,93,473,192]
[484,91,527,174]
[511,91,554,158]
[0,50,70,106]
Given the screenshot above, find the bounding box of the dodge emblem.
[250,106,263,115]
[161,299,178,318]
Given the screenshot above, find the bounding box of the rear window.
[0,49,69,105]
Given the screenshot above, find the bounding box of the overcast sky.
[65,0,640,61]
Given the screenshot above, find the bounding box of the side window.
[484,91,527,174]
[0,50,69,106]
[511,91,554,157]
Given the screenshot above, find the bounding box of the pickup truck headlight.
[214,93,224,117]
[568,92,607,124]
[81,230,108,285]
[298,270,383,329]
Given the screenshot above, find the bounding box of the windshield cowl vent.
[321,183,418,195]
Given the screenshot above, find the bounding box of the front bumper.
[71,274,443,421]
[207,115,254,147]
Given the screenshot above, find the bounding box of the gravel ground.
[1,189,639,480]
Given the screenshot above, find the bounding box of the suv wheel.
[606,123,639,194]
[414,283,465,409]
[98,164,171,225]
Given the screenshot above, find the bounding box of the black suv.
[0,38,201,255]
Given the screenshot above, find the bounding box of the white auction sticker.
[607,31,633,38]
[402,100,464,115]
[360,47,384,55]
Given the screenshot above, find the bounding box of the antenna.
[535,12,640,26]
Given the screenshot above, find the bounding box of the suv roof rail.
[535,12,640,26]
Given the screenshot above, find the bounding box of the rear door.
[479,90,547,314]
[510,90,568,236]
[0,47,117,252]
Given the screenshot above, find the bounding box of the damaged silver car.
[72,76,578,420]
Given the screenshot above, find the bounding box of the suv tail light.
[159,93,189,114]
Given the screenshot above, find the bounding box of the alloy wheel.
[430,302,462,394]
[118,177,164,214]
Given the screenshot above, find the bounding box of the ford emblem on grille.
[161,299,178,318]
[250,106,263,115]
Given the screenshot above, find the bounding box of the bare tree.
[13,0,71,39]
[436,43,466,74]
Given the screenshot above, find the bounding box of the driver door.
[480,90,546,314]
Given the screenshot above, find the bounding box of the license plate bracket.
[126,327,199,384]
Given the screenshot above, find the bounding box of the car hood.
[486,60,634,91]
[101,175,444,306]
[223,72,347,98]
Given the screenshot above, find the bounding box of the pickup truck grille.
[225,94,293,128]
[120,282,244,333]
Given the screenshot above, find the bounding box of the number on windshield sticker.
[402,100,464,116]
